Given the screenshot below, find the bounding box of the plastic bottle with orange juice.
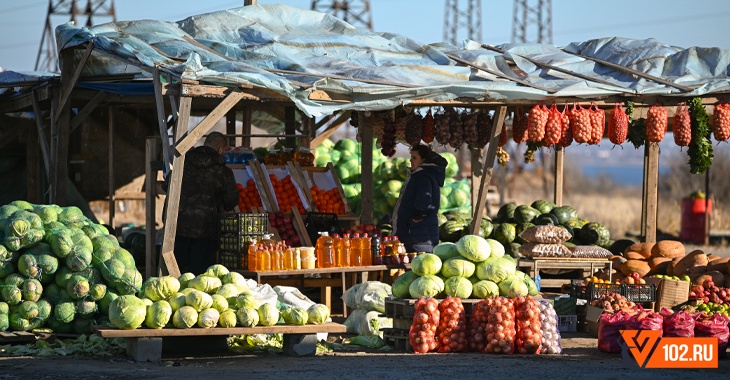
[316,231,335,268]
[350,233,362,266]
[338,233,351,267]
[360,233,372,266]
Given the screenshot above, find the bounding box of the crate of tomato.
[297,162,352,216]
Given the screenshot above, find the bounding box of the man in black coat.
[165,132,238,275]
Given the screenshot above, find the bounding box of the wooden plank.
[642,142,660,242]
[174,91,246,157]
[360,112,374,225]
[310,115,345,147]
[95,322,346,338]
[69,91,108,134]
[470,106,506,235]
[287,162,315,209]
[308,90,353,103]
[267,67,418,88]
[560,48,695,93]
[52,50,75,204]
[445,53,555,94]
[145,137,159,278]
[291,206,313,247]
[554,146,564,206]
[250,161,278,212]
[53,43,94,125]
[159,96,191,278]
[26,123,41,203]
[470,146,483,217]
[153,67,172,173]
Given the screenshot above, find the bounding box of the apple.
[631,272,641,280]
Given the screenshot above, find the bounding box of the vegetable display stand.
[93,323,347,361]
[517,258,612,290]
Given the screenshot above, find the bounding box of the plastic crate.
[622,283,657,303]
[553,296,577,315]
[381,328,412,353]
[570,280,622,300]
[217,250,247,270]
[219,212,268,235]
[304,212,341,245]
[557,315,577,333]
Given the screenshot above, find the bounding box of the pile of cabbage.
[0,200,143,334]
[0,200,332,333]
[108,264,331,330]
[390,234,539,300]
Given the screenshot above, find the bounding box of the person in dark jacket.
[391,144,448,253]
[164,132,238,275]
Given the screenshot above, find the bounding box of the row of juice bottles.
[244,232,410,271]
[314,231,408,269]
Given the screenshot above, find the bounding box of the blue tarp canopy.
[10,4,730,116]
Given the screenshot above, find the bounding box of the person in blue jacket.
[391,144,448,253]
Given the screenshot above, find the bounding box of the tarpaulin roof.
[41,4,730,116]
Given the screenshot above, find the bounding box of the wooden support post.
[26,124,41,203]
[641,142,659,243]
[153,67,172,173]
[146,137,160,278]
[108,106,115,228]
[284,106,297,148]
[471,107,506,235]
[159,97,191,278]
[226,109,237,146]
[554,146,564,206]
[360,112,374,225]
[70,91,107,133]
[52,49,74,204]
[704,167,711,245]
[30,90,51,180]
[470,146,483,217]
[241,106,252,148]
[53,43,94,125]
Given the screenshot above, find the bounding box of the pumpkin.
[672,250,709,276]
[692,271,725,287]
[650,240,685,259]
[647,257,673,275]
[620,259,650,277]
[624,242,655,259]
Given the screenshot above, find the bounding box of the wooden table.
[236,264,410,317]
[517,257,612,290]
[95,322,347,361]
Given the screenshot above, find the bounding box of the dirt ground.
[0,331,728,380]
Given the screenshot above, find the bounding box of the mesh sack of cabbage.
[568,245,613,259]
[537,300,562,354]
[518,225,572,244]
[518,243,572,258]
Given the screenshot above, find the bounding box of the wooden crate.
[258,163,312,213]
[381,328,412,353]
[655,279,690,312]
[227,164,272,212]
[298,162,353,215]
[384,297,481,319]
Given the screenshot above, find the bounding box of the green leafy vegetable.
[687,97,713,174]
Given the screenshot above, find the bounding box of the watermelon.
[507,242,523,259]
[557,224,574,241]
[531,199,556,214]
[514,205,540,224]
[492,223,516,246]
[439,221,467,243]
[580,222,611,246]
[550,205,577,224]
[495,202,517,223]
[609,239,636,255]
[534,213,559,226]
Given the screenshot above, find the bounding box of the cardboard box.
[585,305,604,337]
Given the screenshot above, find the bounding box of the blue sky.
[1,0,730,71]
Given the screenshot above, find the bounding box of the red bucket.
[680,198,712,244]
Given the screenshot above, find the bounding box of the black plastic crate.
[570,280,622,300]
[217,250,247,270]
[622,283,657,303]
[219,212,268,235]
[304,212,341,245]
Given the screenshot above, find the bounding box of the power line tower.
[512,0,552,43]
[443,0,482,46]
[310,0,373,30]
[35,0,117,72]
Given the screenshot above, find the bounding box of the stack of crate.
[217,212,268,270]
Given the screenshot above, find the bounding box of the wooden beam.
[641,142,659,242]
[30,90,51,180]
[53,43,94,125]
[69,91,108,133]
[360,112,374,225]
[26,123,41,203]
[561,48,695,93]
[267,67,418,88]
[310,114,347,147]
[174,91,246,156]
[52,49,75,205]
[470,146,484,217]
[554,146,564,206]
[308,90,353,103]
[470,106,506,235]
[241,106,252,148]
[153,67,173,173]
[445,53,555,94]
[160,96,191,278]
[108,106,115,229]
[145,137,160,279]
